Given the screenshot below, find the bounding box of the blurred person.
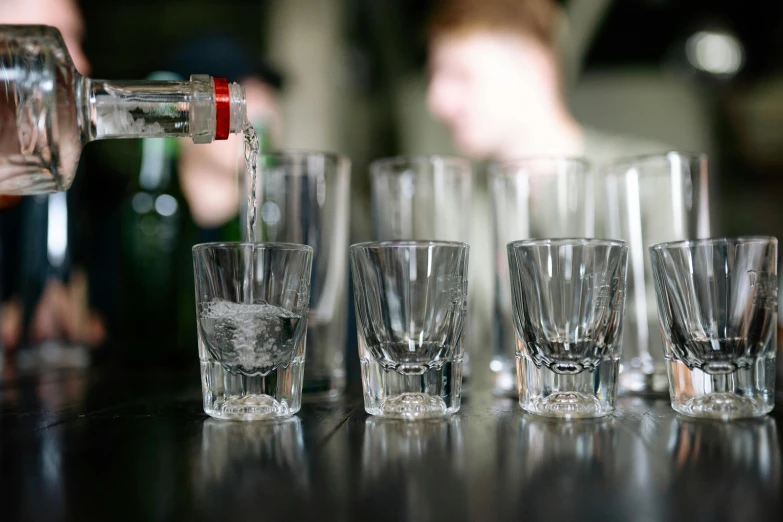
[425,0,668,391]
[167,36,285,231]
[426,0,664,164]
[0,0,105,353]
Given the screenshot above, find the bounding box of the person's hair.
[427,0,560,50]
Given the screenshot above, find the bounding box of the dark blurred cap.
[167,34,285,90]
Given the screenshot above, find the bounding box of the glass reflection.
[666,416,782,519]
[518,415,616,474]
[496,414,654,520]
[360,417,466,521]
[0,369,88,520]
[197,418,309,509]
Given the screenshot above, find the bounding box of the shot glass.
[649,237,778,419]
[350,241,469,419]
[508,238,629,418]
[193,242,313,420]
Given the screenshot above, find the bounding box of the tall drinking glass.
[351,241,469,419]
[489,158,594,396]
[370,155,474,379]
[508,238,628,418]
[605,152,710,394]
[243,151,351,398]
[650,237,777,419]
[371,156,471,242]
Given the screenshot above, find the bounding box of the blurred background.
[2,0,783,369]
[74,0,783,236]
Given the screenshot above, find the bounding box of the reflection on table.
[494,408,666,521]
[665,416,782,520]
[196,417,309,515]
[359,417,466,522]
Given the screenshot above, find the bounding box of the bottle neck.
[81,75,247,143]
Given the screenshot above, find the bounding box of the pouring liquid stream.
[242,124,260,305]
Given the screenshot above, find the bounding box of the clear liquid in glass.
[199,299,306,420]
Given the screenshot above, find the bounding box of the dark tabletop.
[1,361,782,522]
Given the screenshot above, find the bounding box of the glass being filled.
[193,242,313,421]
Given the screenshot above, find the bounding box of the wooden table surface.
[1,361,781,522]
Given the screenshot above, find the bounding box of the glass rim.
[350,240,469,250]
[507,238,628,249]
[192,241,314,253]
[259,149,350,166]
[604,151,707,175]
[370,155,471,174]
[488,156,591,176]
[649,236,778,252]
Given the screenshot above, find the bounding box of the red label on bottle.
[214,78,230,140]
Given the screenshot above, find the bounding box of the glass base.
[490,355,519,397]
[618,368,669,395]
[303,321,347,400]
[201,359,303,421]
[209,394,293,420]
[667,357,775,420]
[360,357,462,420]
[377,392,448,419]
[460,351,471,393]
[517,355,619,419]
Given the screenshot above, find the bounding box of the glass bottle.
[0,25,247,194]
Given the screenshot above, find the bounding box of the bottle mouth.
[228,82,248,133]
[212,78,247,140]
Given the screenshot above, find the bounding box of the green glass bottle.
[120,75,188,360]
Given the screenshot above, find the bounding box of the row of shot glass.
[193,234,777,421]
